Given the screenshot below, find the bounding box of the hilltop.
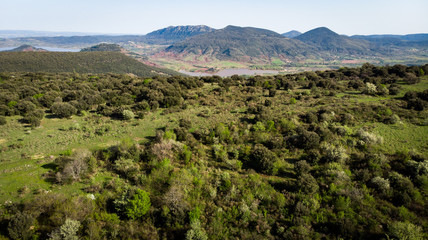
[0,52,180,77]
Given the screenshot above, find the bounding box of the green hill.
[164,25,316,62]
[0,51,180,77]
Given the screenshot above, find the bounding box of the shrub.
[388,221,424,240]
[0,116,6,125]
[122,109,135,120]
[16,101,36,116]
[23,109,44,127]
[126,189,151,220]
[51,102,77,118]
[363,82,377,95]
[250,144,278,175]
[8,212,35,240]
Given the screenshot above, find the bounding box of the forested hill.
[0,52,180,77]
[164,25,316,61]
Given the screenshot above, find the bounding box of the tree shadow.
[41,162,57,170]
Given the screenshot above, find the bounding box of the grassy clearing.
[371,121,428,156]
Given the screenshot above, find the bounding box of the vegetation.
[0,52,180,77]
[80,43,123,52]
[0,63,427,239]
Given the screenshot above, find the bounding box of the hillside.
[295,27,372,55]
[145,25,215,44]
[4,44,47,52]
[0,52,180,77]
[163,25,316,62]
[80,43,123,52]
[0,65,427,239]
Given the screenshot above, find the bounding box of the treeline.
[0,63,427,239]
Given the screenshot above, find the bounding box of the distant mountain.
[0,52,180,77]
[5,44,47,52]
[295,27,371,55]
[80,43,123,52]
[282,30,302,38]
[145,25,215,44]
[163,25,315,62]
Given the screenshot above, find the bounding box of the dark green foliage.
[50,102,77,118]
[250,144,278,174]
[23,109,44,127]
[0,116,6,125]
[7,212,35,240]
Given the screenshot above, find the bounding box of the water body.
[0,46,80,52]
[180,68,279,77]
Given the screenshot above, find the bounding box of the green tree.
[51,102,77,118]
[126,189,151,220]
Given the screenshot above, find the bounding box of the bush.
[23,109,44,127]
[126,189,151,220]
[250,144,278,175]
[122,109,135,120]
[0,116,6,125]
[388,221,424,240]
[51,102,77,118]
[8,212,35,240]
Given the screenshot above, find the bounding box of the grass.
[371,121,428,156]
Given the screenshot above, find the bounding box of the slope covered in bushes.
[0,64,427,239]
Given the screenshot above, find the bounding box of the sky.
[1,0,428,35]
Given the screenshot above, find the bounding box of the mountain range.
[1,25,427,69]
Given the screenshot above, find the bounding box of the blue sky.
[2,0,427,35]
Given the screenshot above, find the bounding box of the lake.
[180,68,279,77]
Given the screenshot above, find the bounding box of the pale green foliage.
[321,142,348,163]
[49,218,81,240]
[122,109,135,120]
[371,176,390,195]
[114,157,139,177]
[186,219,208,240]
[388,221,424,240]
[357,129,384,146]
[364,82,377,95]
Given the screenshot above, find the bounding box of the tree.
[51,102,77,118]
[250,144,278,174]
[126,189,151,220]
[8,212,35,240]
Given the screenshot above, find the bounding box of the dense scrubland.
[0,63,427,239]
